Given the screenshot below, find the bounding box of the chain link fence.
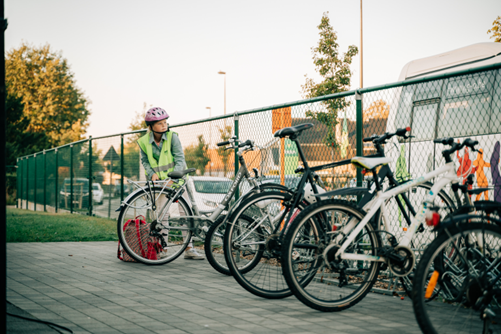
[15,63,501,235]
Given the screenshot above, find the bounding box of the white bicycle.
[281,136,479,312]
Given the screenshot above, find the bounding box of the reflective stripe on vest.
[137,131,176,179]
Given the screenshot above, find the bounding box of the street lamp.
[206,107,212,175]
[218,71,226,116]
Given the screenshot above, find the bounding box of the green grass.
[7,208,118,243]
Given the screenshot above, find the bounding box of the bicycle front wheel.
[224,191,308,299]
[412,219,501,334]
[117,188,193,265]
[282,199,381,312]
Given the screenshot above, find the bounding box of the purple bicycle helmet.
[145,107,169,124]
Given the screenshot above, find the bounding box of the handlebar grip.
[363,135,377,142]
[396,127,411,137]
[433,137,454,146]
[463,138,479,149]
[217,141,230,147]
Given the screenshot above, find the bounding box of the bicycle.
[222,124,461,300]
[280,136,480,311]
[220,123,353,298]
[116,137,288,265]
[412,213,501,334]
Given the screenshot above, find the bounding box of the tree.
[302,12,358,149]
[217,125,233,177]
[6,43,91,147]
[184,135,210,175]
[488,16,501,43]
[6,93,51,166]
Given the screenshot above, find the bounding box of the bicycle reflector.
[425,210,440,227]
[406,126,411,132]
[425,270,440,299]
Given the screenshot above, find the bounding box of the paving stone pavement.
[7,242,424,334]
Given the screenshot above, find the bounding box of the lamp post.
[206,107,212,176]
[218,71,226,116]
[360,0,363,89]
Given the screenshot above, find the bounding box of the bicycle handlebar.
[433,137,454,145]
[217,141,230,147]
[362,127,411,145]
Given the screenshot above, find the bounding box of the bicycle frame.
[335,160,458,263]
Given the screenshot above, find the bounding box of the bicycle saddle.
[274,123,314,138]
[351,156,392,170]
[168,168,197,179]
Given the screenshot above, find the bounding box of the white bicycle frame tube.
[336,161,458,263]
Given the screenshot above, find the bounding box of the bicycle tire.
[224,191,309,299]
[117,187,193,265]
[205,214,264,275]
[282,198,381,312]
[205,183,294,276]
[412,220,501,334]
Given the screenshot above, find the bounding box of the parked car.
[92,183,104,205]
[189,176,233,213]
[59,178,90,209]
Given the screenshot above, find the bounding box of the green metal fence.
[16,62,501,233]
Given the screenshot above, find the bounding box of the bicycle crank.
[382,245,415,277]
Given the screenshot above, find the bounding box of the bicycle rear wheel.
[117,188,193,265]
[412,219,501,334]
[205,183,293,276]
[224,191,308,299]
[282,199,381,312]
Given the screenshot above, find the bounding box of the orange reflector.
[425,271,439,299]
[403,227,407,231]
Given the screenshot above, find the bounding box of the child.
[137,107,204,260]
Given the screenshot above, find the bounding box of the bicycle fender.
[316,187,370,198]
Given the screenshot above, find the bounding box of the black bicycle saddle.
[274,123,314,138]
[168,168,197,179]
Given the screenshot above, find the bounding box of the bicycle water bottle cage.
[167,168,196,179]
[273,123,313,139]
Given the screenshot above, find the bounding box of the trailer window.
[437,72,494,137]
[411,102,438,141]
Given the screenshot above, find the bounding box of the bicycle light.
[425,210,440,227]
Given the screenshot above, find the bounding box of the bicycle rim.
[224,191,303,299]
[283,199,381,312]
[117,189,193,265]
[412,222,501,334]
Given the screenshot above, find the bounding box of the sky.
[5,0,501,138]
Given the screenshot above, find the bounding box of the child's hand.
[151,174,159,182]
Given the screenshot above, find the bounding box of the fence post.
[26,156,29,210]
[121,134,124,203]
[234,113,239,200]
[34,154,37,211]
[70,144,73,214]
[43,150,46,212]
[89,137,93,216]
[55,149,58,213]
[16,158,19,209]
[356,91,363,190]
